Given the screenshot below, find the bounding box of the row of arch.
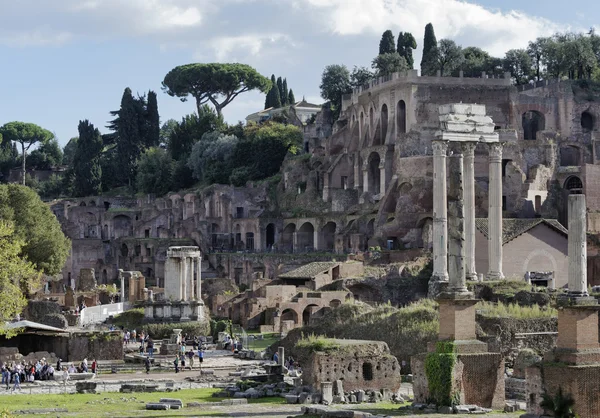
[350,99,408,149]
[280,300,342,327]
[521,110,595,140]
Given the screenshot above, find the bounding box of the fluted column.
[432,140,449,282]
[196,256,202,300]
[182,257,188,301]
[462,142,478,281]
[568,194,588,296]
[487,143,504,280]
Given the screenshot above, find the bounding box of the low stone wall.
[68,332,123,361]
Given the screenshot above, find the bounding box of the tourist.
[81,358,88,373]
[187,349,195,369]
[91,359,98,375]
[197,347,204,373]
[131,329,137,343]
[173,355,179,373]
[147,338,154,358]
[56,358,62,372]
[124,330,130,345]
[1,365,9,389]
[144,357,151,374]
[12,365,21,391]
[68,363,76,374]
[273,352,279,364]
[181,351,186,369]
[47,364,55,380]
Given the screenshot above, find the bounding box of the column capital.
[461,141,478,156]
[432,140,449,156]
[488,142,503,161]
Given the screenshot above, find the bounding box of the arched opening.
[102,269,108,284]
[329,299,342,308]
[560,146,580,167]
[380,104,388,142]
[369,107,374,129]
[281,309,298,324]
[302,304,320,326]
[245,232,254,251]
[120,243,129,257]
[366,219,375,246]
[522,110,545,140]
[89,201,96,207]
[397,100,406,134]
[367,152,381,194]
[103,201,110,210]
[79,201,86,207]
[360,112,364,130]
[297,222,315,252]
[564,176,583,194]
[235,224,242,249]
[266,223,275,249]
[321,222,336,251]
[582,111,594,132]
[102,224,108,240]
[282,223,296,252]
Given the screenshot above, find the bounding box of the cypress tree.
[112,87,143,187]
[277,77,284,105]
[379,30,396,55]
[73,120,103,197]
[421,23,439,76]
[146,90,160,147]
[282,78,289,105]
[288,89,296,104]
[397,32,417,69]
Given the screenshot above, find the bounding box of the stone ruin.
[77,268,97,291]
[297,339,401,395]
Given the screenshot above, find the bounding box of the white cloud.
[296,0,566,56]
[0,0,207,46]
[207,33,294,61]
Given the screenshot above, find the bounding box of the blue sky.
[0,0,596,146]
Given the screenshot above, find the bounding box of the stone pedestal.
[438,298,478,342]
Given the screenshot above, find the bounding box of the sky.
[0,0,597,146]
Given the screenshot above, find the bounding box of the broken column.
[487,142,504,280]
[431,140,449,283]
[525,194,600,418]
[277,346,285,366]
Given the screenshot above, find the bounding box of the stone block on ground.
[159,398,183,408]
[334,379,344,395]
[146,403,170,410]
[285,394,299,404]
[220,399,248,405]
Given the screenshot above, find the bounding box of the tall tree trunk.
[21,142,26,186]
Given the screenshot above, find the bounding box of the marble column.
[120,275,125,302]
[487,142,504,280]
[462,142,478,281]
[432,140,449,282]
[447,153,468,293]
[379,165,386,195]
[196,256,202,300]
[362,168,369,192]
[178,259,184,300]
[182,257,188,301]
[568,194,588,296]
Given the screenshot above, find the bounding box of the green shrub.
[296,334,341,352]
[210,319,231,341]
[112,308,145,329]
[425,341,458,406]
[477,301,557,319]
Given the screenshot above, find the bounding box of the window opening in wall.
[104,202,110,210]
[135,245,141,256]
[535,195,542,214]
[341,176,348,190]
[145,229,150,238]
[522,110,545,140]
[582,111,594,132]
[502,159,511,177]
[362,362,373,381]
[502,196,507,211]
[246,232,254,251]
[236,207,244,219]
[397,100,406,134]
[304,142,309,153]
[565,176,583,194]
[560,146,580,167]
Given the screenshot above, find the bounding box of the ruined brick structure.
[50,72,600,296]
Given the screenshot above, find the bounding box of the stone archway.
[321,222,336,251]
[522,110,545,140]
[281,308,299,324]
[380,104,388,143]
[302,304,320,326]
[582,111,594,132]
[297,222,315,252]
[397,100,406,134]
[266,223,276,249]
[368,152,381,194]
[282,223,296,252]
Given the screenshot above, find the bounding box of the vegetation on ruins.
[372,52,408,76]
[0,121,54,185]
[378,30,396,55]
[296,333,342,352]
[397,31,418,68]
[0,183,70,276]
[162,63,271,118]
[420,23,438,76]
[265,74,282,109]
[540,386,576,418]
[319,64,352,120]
[27,138,63,170]
[73,120,103,197]
[425,341,458,406]
[0,221,40,336]
[477,301,557,319]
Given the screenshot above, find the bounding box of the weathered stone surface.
[146,403,170,410]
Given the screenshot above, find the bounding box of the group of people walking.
[1,358,57,391]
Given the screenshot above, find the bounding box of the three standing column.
[487,143,504,280]
[462,142,478,281]
[432,140,449,282]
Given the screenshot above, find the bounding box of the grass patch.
[296,334,341,352]
[245,332,281,352]
[477,301,557,319]
[3,388,284,417]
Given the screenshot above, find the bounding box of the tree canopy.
[162,63,271,117]
[379,30,396,55]
[372,52,408,76]
[73,120,103,197]
[397,32,417,68]
[0,184,70,275]
[0,220,40,336]
[0,122,53,185]
[437,39,464,76]
[27,138,63,170]
[136,147,174,196]
[420,23,439,76]
[319,64,352,120]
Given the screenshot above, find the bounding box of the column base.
[431,273,449,282]
[486,271,504,281]
[465,272,478,281]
